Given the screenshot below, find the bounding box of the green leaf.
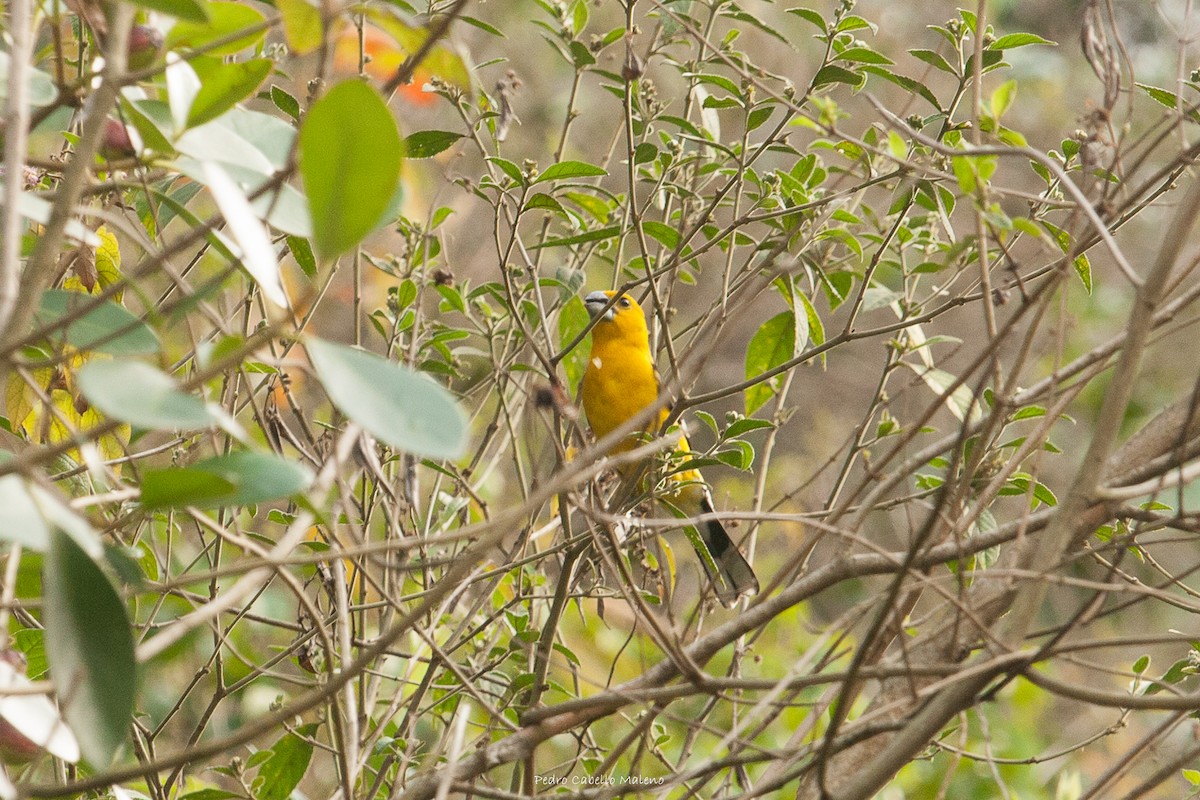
[812,64,865,89]
[487,156,526,185]
[166,1,267,55]
[286,235,316,278]
[525,192,565,215]
[44,527,135,766]
[300,81,402,260]
[641,220,680,250]
[835,15,875,33]
[0,475,50,550]
[404,130,463,159]
[270,85,300,120]
[36,289,160,355]
[725,417,774,437]
[141,451,313,509]
[529,225,621,249]
[187,57,273,127]
[835,46,894,65]
[1137,83,1179,110]
[558,295,591,390]
[255,724,317,800]
[746,106,774,132]
[533,160,608,183]
[787,8,827,32]
[202,161,287,307]
[180,791,244,800]
[307,338,467,459]
[634,141,658,163]
[1074,253,1092,294]
[990,79,1017,120]
[141,469,236,509]
[276,0,323,54]
[77,360,219,431]
[744,311,797,414]
[909,49,957,75]
[129,0,208,22]
[990,32,1055,50]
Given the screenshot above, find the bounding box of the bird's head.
[583,290,647,340]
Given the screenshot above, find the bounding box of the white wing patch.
[591,357,602,369]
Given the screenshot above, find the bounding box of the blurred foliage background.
[5,0,1200,799]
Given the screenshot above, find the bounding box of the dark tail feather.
[695,496,759,606]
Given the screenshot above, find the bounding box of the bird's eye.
[619,297,631,307]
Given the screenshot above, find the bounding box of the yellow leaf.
[7,354,129,461]
[61,226,123,300]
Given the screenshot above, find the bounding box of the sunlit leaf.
[166,0,267,55]
[300,80,402,260]
[203,162,287,307]
[77,360,218,431]
[276,0,323,54]
[307,338,467,459]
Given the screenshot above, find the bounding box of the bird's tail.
[693,495,759,607]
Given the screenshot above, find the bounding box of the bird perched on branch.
[579,290,759,606]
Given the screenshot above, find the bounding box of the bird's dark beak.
[583,291,613,321]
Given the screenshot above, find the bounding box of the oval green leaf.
[44,527,135,766]
[36,289,160,356]
[307,338,467,459]
[404,130,463,159]
[256,723,317,800]
[744,310,796,415]
[300,81,402,260]
[141,451,313,509]
[77,360,217,431]
[533,160,608,184]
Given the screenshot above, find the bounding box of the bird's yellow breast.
[581,333,662,451]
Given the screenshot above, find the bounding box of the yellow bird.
[580,290,759,606]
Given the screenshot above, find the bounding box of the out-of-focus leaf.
[141,451,313,509]
[276,0,322,54]
[307,338,467,459]
[0,475,50,550]
[36,290,159,356]
[0,658,80,762]
[203,162,288,307]
[165,53,201,133]
[300,81,401,260]
[44,527,135,766]
[166,1,267,55]
[187,57,273,127]
[7,191,99,246]
[903,362,983,424]
[0,53,58,111]
[77,360,218,431]
[128,0,207,21]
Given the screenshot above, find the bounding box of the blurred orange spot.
[332,25,438,106]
